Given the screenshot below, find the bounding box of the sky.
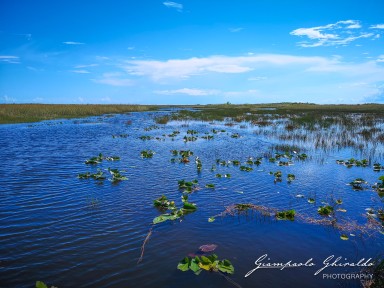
[1,0,384,105]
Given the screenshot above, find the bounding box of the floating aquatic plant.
[308,198,315,204]
[183,136,197,142]
[340,234,349,240]
[373,163,384,172]
[36,281,56,288]
[336,158,369,168]
[373,176,384,191]
[187,129,198,135]
[231,133,240,138]
[336,199,343,205]
[104,156,120,161]
[112,134,128,138]
[85,153,120,164]
[240,166,253,172]
[85,153,103,164]
[153,195,197,224]
[275,209,295,221]
[108,168,128,182]
[139,135,153,141]
[215,173,232,178]
[234,203,253,212]
[349,178,367,190]
[144,125,159,131]
[153,195,176,210]
[297,153,308,160]
[168,130,180,137]
[140,150,155,158]
[201,135,214,140]
[318,205,334,216]
[177,254,234,275]
[171,150,194,163]
[205,183,215,189]
[195,157,202,172]
[77,169,106,180]
[287,174,296,182]
[178,179,199,193]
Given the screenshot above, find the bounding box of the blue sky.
[1,0,384,104]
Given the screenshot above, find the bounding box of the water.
[0,111,383,288]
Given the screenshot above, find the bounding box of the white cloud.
[63,41,84,45]
[229,27,243,33]
[370,24,384,29]
[74,64,98,68]
[93,72,133,86]
[0,55,20,64]
[155,88,219,96]
[377,55,384,63]
[71,70,90,74]
[248,76,267,81]
[290,20,376,47]
[2,95,16,103]
[33,97,44,103]
[27,66,43,72]
[163,1,183,11]
[123,54,332,81]
[101,96,111,102]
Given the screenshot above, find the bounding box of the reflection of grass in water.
[0,104,157,124]
[168,103,384,155]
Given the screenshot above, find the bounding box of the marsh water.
[0,110,383,288]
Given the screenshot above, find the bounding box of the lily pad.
[275,209,295,221]
[340,234,349,240]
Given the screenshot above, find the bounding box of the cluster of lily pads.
[170,149,194,163]
[112,134,128,138]
[268,152,307,163]
[140,150,155,158]
[78,153,127,183]
[139,135,153,141]
[276,209,295,221]
[77,168,127,183]
[215,173,231,178]
[336,158,369,167]
[144,125,160,131]
[177,254,234,275]
[85,153,120,164]
[152,194,197,224]
[178,179,199,193]
[374,163,384,171]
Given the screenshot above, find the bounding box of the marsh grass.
[0,104,157,124]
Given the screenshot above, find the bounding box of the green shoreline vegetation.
[1,102,383,124]
[0,104,158,124]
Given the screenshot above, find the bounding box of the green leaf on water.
[153,213,179,224]
[340,234,349,240]
[218,259,235,274]
[183,202,197,210]
[36,281,48,288]
[208,217,215,222]
[190,257,201,275]
[177,257,190,272]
